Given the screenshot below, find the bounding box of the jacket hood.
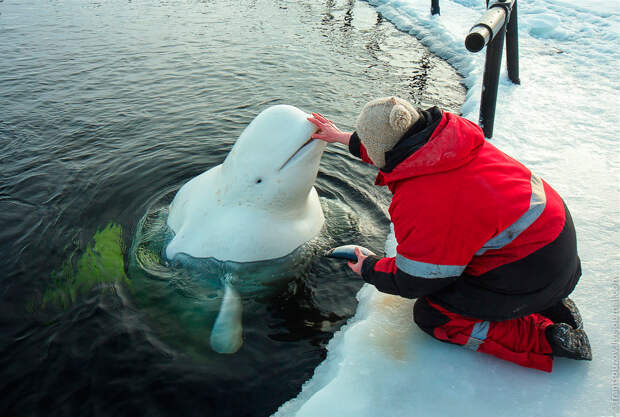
[375,111,485,186]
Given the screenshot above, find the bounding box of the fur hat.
[356,96,420,169]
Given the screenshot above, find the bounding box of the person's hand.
[347,247,368,276]
[307,113,351,145]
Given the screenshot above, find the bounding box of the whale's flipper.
[210,280,243,354]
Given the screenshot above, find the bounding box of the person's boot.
[539,298,583,330]
[546,323,592,360]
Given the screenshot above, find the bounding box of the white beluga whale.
[164,104,327,354]
[166,104,326,262]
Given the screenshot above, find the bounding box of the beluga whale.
[164,104,327,354]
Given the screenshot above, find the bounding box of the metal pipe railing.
[464,6,506,52]
[465,0,519,138]
[505,0,520,84]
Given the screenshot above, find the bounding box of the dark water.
[0,0,464,416]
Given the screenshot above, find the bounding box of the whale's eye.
[256,178,262,184]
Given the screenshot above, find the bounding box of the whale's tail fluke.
[210,279,243,354]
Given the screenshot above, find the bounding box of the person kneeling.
[308,97,592,372]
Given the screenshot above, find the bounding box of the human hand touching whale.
[307,113,352,145]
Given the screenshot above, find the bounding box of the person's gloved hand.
[348,246,368,276]
[307,113,352,145]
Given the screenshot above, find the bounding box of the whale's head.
[220,105,326,211]
[166,105,327,262]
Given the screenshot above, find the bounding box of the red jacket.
[351,108,581,320]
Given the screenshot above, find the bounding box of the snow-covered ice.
[275,1,619,416]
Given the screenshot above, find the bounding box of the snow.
[274,1,620,416]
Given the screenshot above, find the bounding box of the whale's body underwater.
[164,105,326,353]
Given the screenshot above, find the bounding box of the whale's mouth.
[278,136,315,171]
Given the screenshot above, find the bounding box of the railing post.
[479,23,506,138]
[505,0,520,84]
[431,0,440,15]
[464,0,518,138]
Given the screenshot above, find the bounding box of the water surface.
[0,0,465,415]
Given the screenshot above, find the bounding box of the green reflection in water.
[42,223,129,309]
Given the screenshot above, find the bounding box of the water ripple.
[0,0,464,416]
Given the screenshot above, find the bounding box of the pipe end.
[465,32,486,52]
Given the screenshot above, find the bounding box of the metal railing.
[431,0,520,138]
[466,0,519,138]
